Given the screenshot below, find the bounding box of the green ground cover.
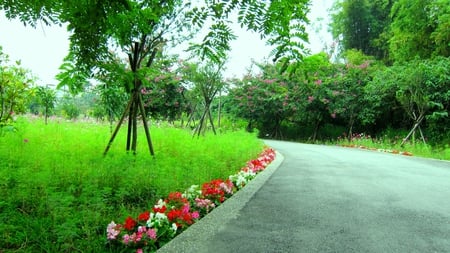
[0,117,264,252]
[333,133,450,161]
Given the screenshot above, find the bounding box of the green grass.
[0,117,264,252]
[333,134,450,161]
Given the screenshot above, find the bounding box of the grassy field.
[0,117,264,252]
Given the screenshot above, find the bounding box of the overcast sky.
[0,0,333,85]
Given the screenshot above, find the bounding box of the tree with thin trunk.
[35,86,56,124]
[182,62,226,137]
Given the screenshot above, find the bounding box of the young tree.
[35,86,57,124]
[394,58,450,145]
[181,61,226,137]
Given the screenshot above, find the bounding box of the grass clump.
[0,117,264,252]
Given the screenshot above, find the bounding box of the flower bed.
[338,144,413,156]
[106,147,276,252]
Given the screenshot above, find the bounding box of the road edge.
[157,150,285,253]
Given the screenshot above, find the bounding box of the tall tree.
[330,0,394,62]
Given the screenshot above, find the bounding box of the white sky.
[0,0,333,85]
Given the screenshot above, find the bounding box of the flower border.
[106,147,276,252]
[338,144,413,156]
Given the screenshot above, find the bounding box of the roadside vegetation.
[0,117,263,251]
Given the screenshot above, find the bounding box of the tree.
[0,47,35,126]
[330,58,373,139]
[394,58,450,145]
[229,64,291,138]
[141,56,187,123]
[289,53,334,141]
[330,0,393,61]
[35,86,56,124]
[181,61,226,137]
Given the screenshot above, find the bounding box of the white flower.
[171,223,178,232]
[182,185,201,199]
[147,212,169,228]
[155,212,167,221]
[154,199,166,209]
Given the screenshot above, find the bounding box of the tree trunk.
[44,106,48,125]
[194,103,209,137]
[311,119,321,142]
[103,41,155,156]
[217,91,221,129]
[401,113,425,147]
[207,107,216,135]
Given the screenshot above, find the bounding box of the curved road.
[159,140,450,253]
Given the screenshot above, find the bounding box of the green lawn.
[0,117,264,252]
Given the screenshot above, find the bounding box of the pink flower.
[147,228,157,240]
[107,221,121,240]
[308,96,314,103]
[182,204,190,214]
[263,79,275,84]
[191,211,200,219]
[315,79,322,85]
[195,198,215,212]
[136,249,143,253]
[122,234,131,245]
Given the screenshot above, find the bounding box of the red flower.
[166,192,188,209]
[138,211,150,221]
[152,205,167,213]
[202,179,227,203]
[182,213,194,225]
[167,209,182,222]
[124,216,137,231]
[167,192,186,202]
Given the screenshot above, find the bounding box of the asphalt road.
[158,140,450,253]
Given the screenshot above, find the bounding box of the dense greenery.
[0,117,263,252]
[0,47,35,126]
[330,0,449,63]
[227,53,449,145]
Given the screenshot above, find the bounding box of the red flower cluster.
[152,205,166,214]
[165,192,188,209]
[167,204,199,228]
[246,148,276,173]
[138,211,150,222]
[201,179,234,203]
[124,216,138,231]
